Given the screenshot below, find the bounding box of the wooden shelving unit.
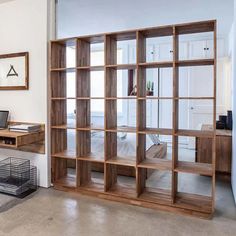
[50,20,217,218]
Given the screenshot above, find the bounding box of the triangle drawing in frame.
[7,65,18,77]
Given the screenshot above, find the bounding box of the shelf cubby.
[137,133,172,170]
[51,99,76,129]
[50,70,76,99]
[174,135,213,176]
[145,99,173,130]
[178,99,214,131]
[138,26,173,64]
[51,20,217,218]
[90,70,105,98]
[51,129,76,159]
[52,157,77,188]
[51,39,76,69]
[141,67,173,98]
[105,163,137,198]
[137,168,172,204]
[77,160,105,192]
[175,172,213,201]
[105,131,136,167]
[106,31,137,66]
[179,65,214,98]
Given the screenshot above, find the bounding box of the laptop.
[0,111,9,130]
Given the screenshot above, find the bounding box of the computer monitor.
[0,111,9,129]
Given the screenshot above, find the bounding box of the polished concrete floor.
[0,177,235,236]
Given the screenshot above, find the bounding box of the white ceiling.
[57,0,234,38]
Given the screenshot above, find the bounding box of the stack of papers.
[9,124,41,133]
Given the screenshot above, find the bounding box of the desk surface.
[201,124,232,137]
[0,122,45,154]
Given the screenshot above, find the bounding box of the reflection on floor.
[0,180,235,236]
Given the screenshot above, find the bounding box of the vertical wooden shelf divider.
[50,20,217,219]
[136,30,147,196]
[172,26,179,203]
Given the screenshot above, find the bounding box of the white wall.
[231,0,236,202]
[57,0,233,38]
[0,0,51,188]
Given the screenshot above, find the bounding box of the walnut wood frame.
[0,52,29,90]
[50,20,217,219]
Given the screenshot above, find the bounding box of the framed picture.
[0,52,29,90]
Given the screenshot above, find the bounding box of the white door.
[206,40,214,58]
[187,65,214,148]
[179,42,188,60]
[189,40,206,59]
[158,43,173,61]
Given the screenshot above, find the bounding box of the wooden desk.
[196,125,232,174]
[0,122,45,154]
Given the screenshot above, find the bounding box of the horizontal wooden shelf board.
[0,129,40,138]
[50,96,213,101]
[78,154,104,163]
[175,129,214,138]
[50,67,76,72]
[176,97,214,100]
[139,61,173,68]
[201,124,231,137]
[51,97,76,100]
[138,97,173,100]
[107,31,137,41]
[140,26,173,37]
[51,38,76,45]
[78,34,105,43]
[51,20,215,43]
[0,143,16,148]
[77,65,104,71]
[138,158,172,171]
[106,156,136,167]
[77,125,105,131]
[138,128,173,135]
[53,175,76,188]
[175,161,213,176]
[175,192,213,213]
[106,126,137,133]
[106,96,137,100]
[175,20,215,35]
[139,188,172,205]
[106,64,137,70]
[52,150,77,159]
[53,184,212,219]
[51,124,76,129]
[77,97,105,100]
[80,181,105,192]
[107,183,137,198]
[176,59,214,67]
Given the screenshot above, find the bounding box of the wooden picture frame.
[0,52,29,90]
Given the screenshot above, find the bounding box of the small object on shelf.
[146,81,154,96]
[219,115,227,124]
[226,110,232,130]
[216,121,225,129]
[9,124,41,133]
[0,157,37,197]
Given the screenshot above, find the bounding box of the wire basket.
[0,157,37,196]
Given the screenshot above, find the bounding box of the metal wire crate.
[0,157,37,196]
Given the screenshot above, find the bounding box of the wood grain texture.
[50,20,217,218]
[0,122,45,154]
